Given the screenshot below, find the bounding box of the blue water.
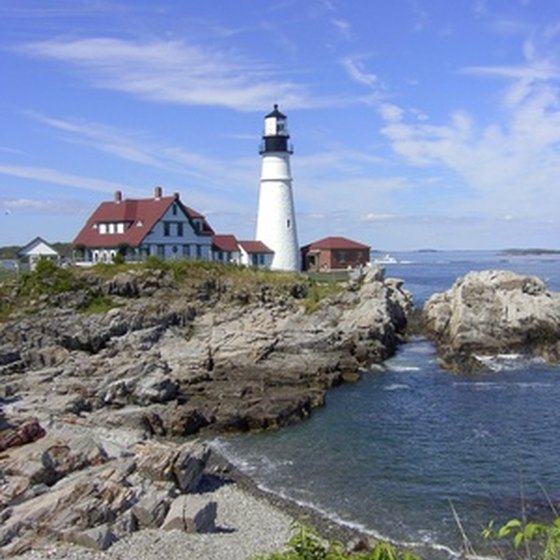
[215,251,560,558]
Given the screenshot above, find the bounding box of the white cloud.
[19,37,317,112]
[0,198,90,214]
[24,112,258,195]
[341,56,378,88]
[379,51,560,221]
[0,164,141,195]
[332,18,352,39]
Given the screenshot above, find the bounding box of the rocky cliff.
[423,269,560,372]
[0,263,412,554]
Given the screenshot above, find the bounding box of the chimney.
[154,186,163,199]
[115,190,122,203]
[173,192,180,201]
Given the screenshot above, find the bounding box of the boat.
[372,253,398,265]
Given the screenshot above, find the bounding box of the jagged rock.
[134,441,178,482]
[134,371,179,405]
[161,495,217,533]
[67,523,118,551]
[423,270,560,371]
[0,417,45,451]
[0,264,414,554]
[173,442,210,493]
[131,489,171,528]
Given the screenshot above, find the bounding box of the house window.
[183,245,190,258]
[177,223,183,237]
[117,223,125,233]
[252,254,258,266]
[108,223,115,234]
[157,244,165,257]
[164,223,170,237]
[259,254,265,265]
[196,245,202,258]
[172,205,177,216]
[99,223,107,234]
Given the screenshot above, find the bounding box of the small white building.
[17,237,60,271]
[238,240,274,268]
[212,234,242,265]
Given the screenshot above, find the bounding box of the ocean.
[213,250,560,558]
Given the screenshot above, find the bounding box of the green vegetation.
[17,258,82,296]
[0,256,347,322]
[304,279,344,313]
[79,294,121,315]
[483,517,560,560]
[251,525,422,560]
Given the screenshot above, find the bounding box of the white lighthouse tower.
[256,104,300,271]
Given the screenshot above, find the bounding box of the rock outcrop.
[0,264,412,554]
[0,266,412,437]
[423,270,560,372]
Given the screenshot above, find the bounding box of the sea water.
[215,250,560,558]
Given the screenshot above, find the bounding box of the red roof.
[238,240,274,254]
[73,194,214,248]
[212,234,239,252]
[302,236,370,251]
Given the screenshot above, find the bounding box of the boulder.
[423,270,560,371]
[173,442,210,493]
[67,523,118,551]
[161,495,217,533]
[131,489,171,528]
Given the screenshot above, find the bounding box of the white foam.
[386,364,421,372]
[384,383,411,391]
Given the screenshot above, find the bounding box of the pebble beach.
[13,483,296,560]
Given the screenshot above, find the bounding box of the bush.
[18,258,80,296]
[251,525,422,560]
[483,517,560,560]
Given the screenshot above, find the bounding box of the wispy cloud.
[18,37,317,111]
[341,56,379,88]
[379,47,560,220]
[24,112,257,195]
[0,198,91,214]
[0,164,141,195]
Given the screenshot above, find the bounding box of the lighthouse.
[256,104,300,271]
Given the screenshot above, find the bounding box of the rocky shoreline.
[423,269,560,372]
[0,263,413,556]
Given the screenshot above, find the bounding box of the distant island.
[502,248,560,256]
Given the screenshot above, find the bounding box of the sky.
[1,0,560,251]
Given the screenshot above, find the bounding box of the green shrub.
[251,525,422,560]
[79,295,121,315]
[483,517,560,560]
[17,258,80,296]
[304,280,343,313]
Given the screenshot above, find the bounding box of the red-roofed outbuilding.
[300,236,370,271]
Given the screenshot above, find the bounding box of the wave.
[473,353,546,372]
[385,364,421,372]
[212,438,467,560]
[384,383,411,392]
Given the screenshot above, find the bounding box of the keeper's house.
[73,187,273,268]
[74,187,215,264]
[301,236,370,271]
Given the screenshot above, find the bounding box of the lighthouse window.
[287,219,291,228]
